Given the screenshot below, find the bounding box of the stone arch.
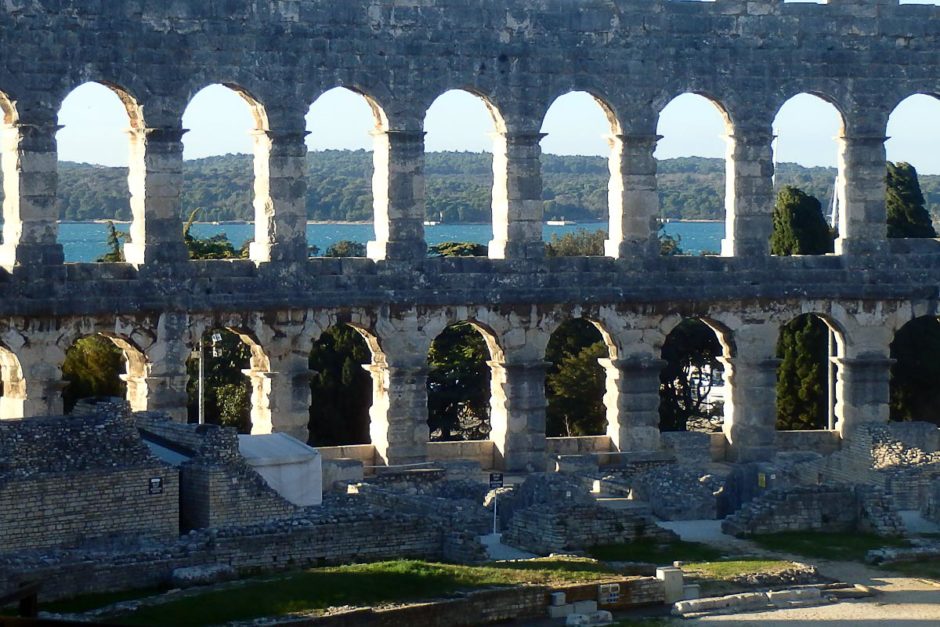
[656,92,734,256]
[774,312,844,432]
[890,315,940,424]
[886,94,940,238]
[544,316,611,437]
[59,331,149,414]
[0,341,26,419]
[423,88,506,256]
[426,318,501,442]
[0,91,17,126]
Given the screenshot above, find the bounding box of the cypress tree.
[886,161,937,238]
[770,185,834,256]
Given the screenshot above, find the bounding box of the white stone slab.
[238,433,322,506]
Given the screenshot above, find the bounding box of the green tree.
[325,240,367,257]
[427,323,491,441]
[429,241,488,257]
[183,209,245,259]
[545,318,607,436]
[546,229,605,256]
[659,319,724,432]
[775,315,829,430]
[887,161,937,238]
[62,335,126,413]
[186,329,253,432]
[890,317,940,425]
[97,221,126,262]
[770,186,834,255]
[308,325,373,445]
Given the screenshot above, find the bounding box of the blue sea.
[57,221,724,263]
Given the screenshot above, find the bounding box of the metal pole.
[827,329,836,431]
[492,492,498,536]
[198,339,205,425]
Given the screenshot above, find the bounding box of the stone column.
[0,352,27,419]
[489,131,545,259]
[143,312,190,422]
[605,133,661,258]
[122,127,189,266]
[368,130,427,261]
[489,360,548,472]
[720,355,780,462]
[16,338,66,417]
[836,134,888,255]
[721,127,774,258]
[600,356,666,452]
[246,351,312,442]
[366,360,429,466]
[0,114,65,269]
[833,356,892,438]
[248,129,309,264]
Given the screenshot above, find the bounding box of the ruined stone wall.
[925,480,940,524]
[0,410,178,552]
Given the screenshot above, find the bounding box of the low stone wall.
[721,484,905,538]
[427,440,495,468]
[317,444,376,467]
[630,465,726,521]
[546,436,612,456]
[504,504,678,554]
[294,577,664,626]
[925,480,940,524]
[775,430,842,456]
[0,408,178,553]
[661,432,712,467]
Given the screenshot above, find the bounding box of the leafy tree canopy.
[429,241,488,257]
[659,319,724,432]
[770,186,834,255]
[325,240,367,258]
[887,161,938,238]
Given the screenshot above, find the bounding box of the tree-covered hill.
[12,151,940,223]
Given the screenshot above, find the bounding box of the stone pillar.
[833,356,892,438]
[144,312,190,423]
[16,338,66,417]
[489,360,548,472]
[366,360,429,465]
[721,127,774,258]
[246,351,312,442]
[0,115,65,269]
[605,133,661,258]
[0,352,27,419]
[368,130,427,261]
[600,356,666,452]
[489,131,545,259]
[248,129,309,264]
[122,127,189,265]
[836,134,888,255]
[720,355,780,462]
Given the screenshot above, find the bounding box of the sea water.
[56,221,724,263]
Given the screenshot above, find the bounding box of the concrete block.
[656,566,684,603]
[550,591,566,606]
[682,583,701,600]
[548,603,574,618]
[572,600,597,614]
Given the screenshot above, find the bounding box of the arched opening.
[540,92,619,255]
[0,91,17,248]
[0,343,26,419]
[56,82,142,262]
[659,318,727,432]
[423,90,501,256]
[185,327,256,433]
[656,94,731,256]
[886,94,940,238]
[427,321,493,441]
[775,314,843,431]
[308,323,374,445]
[545,318,609,436]
[770,94,841,255]
[890,316,940,425]
[181,84,267,256]
[61,334,147,414]
[306,87,386,257]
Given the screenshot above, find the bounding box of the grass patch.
[41,587,164,614]
[681,559,795,580]
[589,539,726,564]
[109,558,618,626]
[750,531,910,562]
[881,560,940,581]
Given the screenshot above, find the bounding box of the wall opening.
[545,318,608,436]
[61,334,148,414]
[659,318,726,432]
[540,91,618,256]
[185,327,254,432]
[775,314,842,431]
[56,82,140,262]
[306,87,386,257]
[423,90,499,256]
[427,321,493,441]
[0,343,25,419]
[181,84,267,256]
[890,316,940,425]
[308,323,373,446]
[656,93,731,256]
[886,94,940,238]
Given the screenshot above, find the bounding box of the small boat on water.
[423,221,439,226]
[546,217,577,226]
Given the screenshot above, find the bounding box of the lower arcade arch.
[61,333,147,414]
[890,316,940,425]
[659,318,729,433]
[544,318,610,437]
[775,314,843,431]
[0,343,25,418]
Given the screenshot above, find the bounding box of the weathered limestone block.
[600,356,665,453]
[368,130,427,261]
[605,132,661,258]
[836,132,888,255]
[489,360,548,472]
[721,127,774,258]
[489,131,545,260]
[721,323,779,462]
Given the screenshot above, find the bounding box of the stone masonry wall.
[925,479,940,524]
[0,408,178,553]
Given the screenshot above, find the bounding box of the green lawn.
[102,558,618,626]
[589,539,726,564]
[750,531,911,562]
[682,559,797,580]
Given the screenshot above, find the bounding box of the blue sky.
[56,74,940,175]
